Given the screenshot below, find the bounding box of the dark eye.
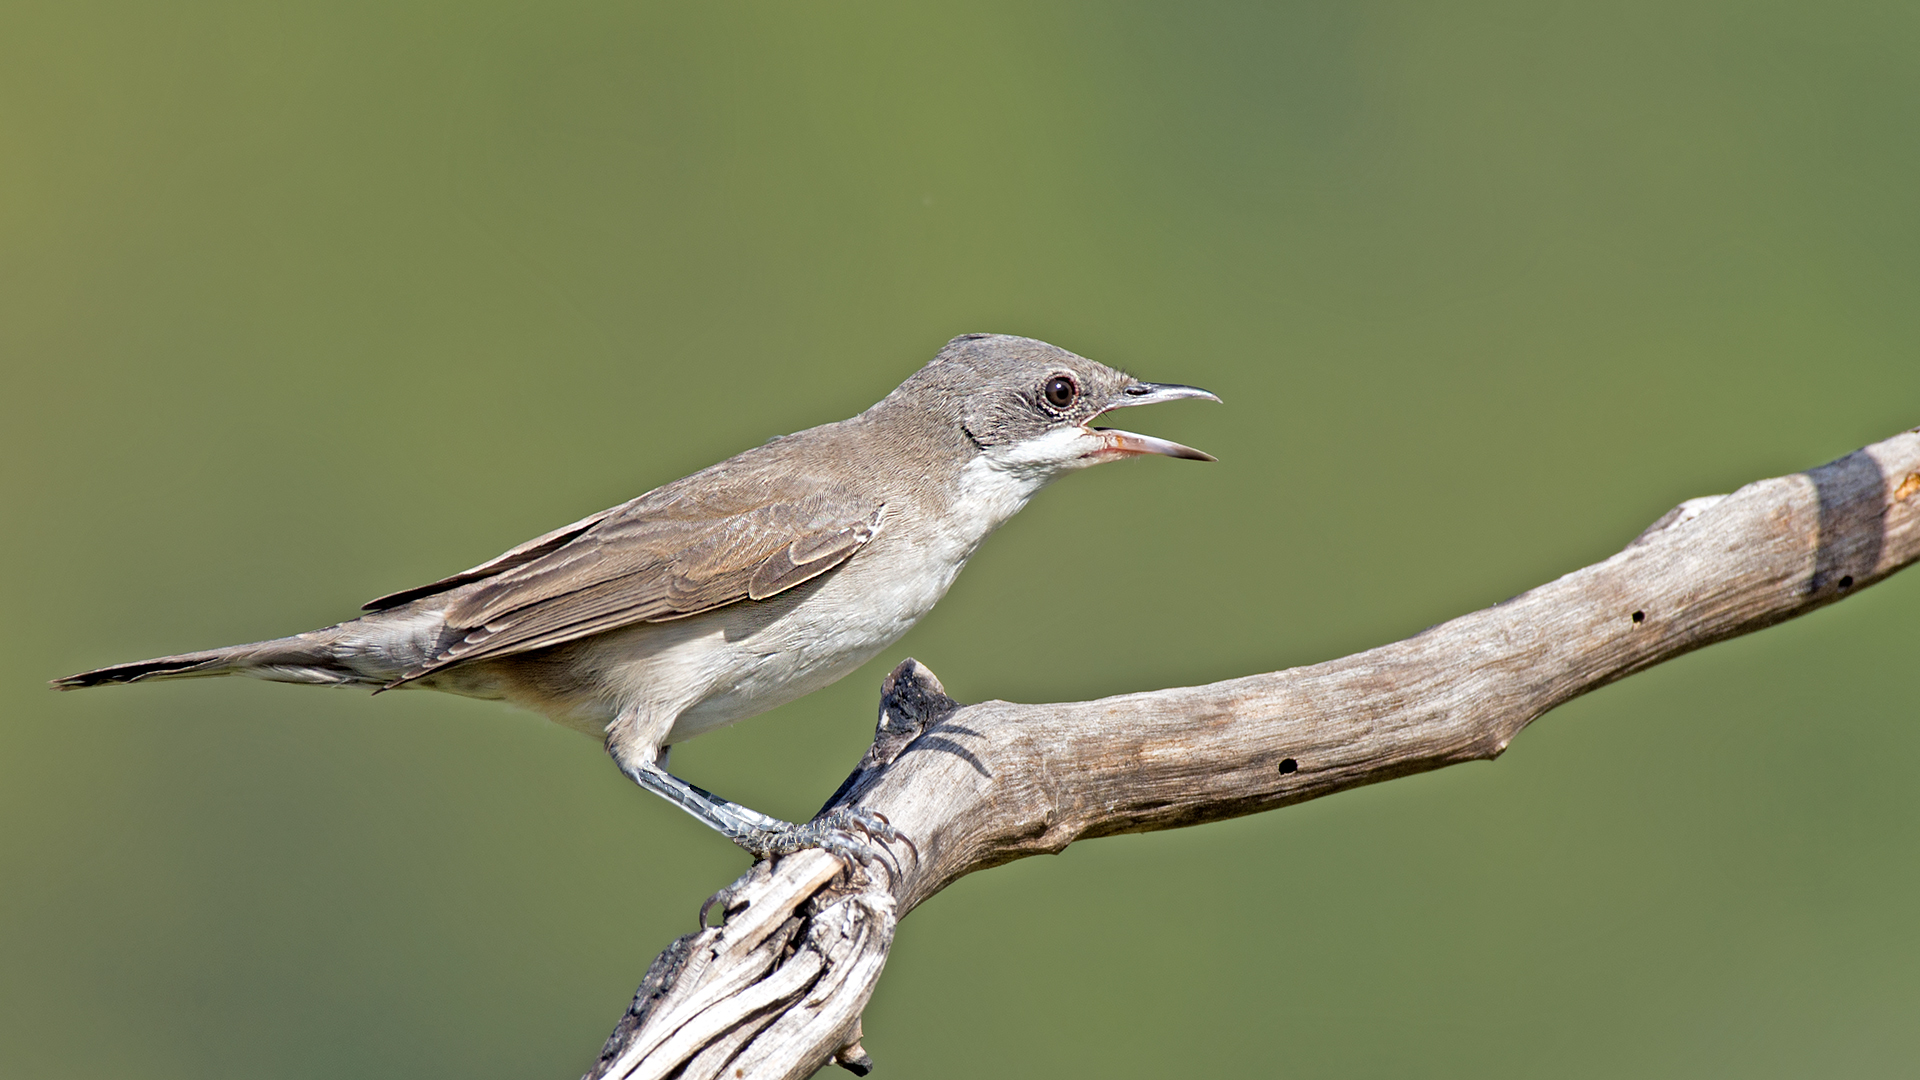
[1043,375,1078,410]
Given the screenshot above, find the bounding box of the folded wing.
[381,490,883,686]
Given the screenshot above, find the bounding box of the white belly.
[562,532,970,748]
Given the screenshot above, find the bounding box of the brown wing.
[386,490,883,686]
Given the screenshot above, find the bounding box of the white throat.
[948,426,1098,548]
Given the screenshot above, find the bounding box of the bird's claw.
[736,806,913,870]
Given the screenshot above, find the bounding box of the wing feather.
[387,491,883,686]
[747,524,873,599]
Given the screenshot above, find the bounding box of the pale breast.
[656,528,970,743]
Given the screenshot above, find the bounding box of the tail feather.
[52,650,241,689]
[51,628,376,691]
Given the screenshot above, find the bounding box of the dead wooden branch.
[585,425,1920,1080]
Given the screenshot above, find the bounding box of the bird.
[53,333,1219,858]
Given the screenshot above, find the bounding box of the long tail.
[52,625,388,691]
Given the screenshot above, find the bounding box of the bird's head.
[892,333,1219,481]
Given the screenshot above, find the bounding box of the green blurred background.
[4,2,1917,1076]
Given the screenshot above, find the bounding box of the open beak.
[1089,382,1221,462]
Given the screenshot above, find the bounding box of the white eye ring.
[1043,375,1078,410]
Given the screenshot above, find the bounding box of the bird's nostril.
[1124,384,1150,396]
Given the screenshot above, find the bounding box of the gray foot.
[733,805,908,864]
[615,754,910,868]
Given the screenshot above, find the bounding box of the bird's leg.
[611,742,903,864]
[615,753,786,835]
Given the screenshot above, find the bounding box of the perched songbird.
[55,334,1218,857]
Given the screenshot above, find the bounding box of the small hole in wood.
[1838,575,1854,589]
[1631,610,1645,623]
[1278,758,1298,774]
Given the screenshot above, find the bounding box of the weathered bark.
[586,425,1920,1080]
